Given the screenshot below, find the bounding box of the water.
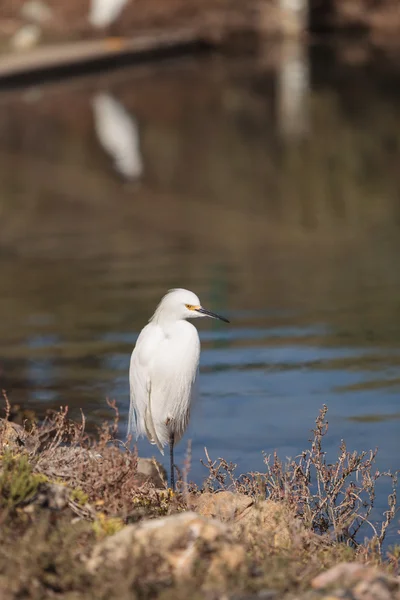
[0,41,399,541]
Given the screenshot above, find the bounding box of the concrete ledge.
[0,29,213,85]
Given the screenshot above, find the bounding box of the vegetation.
[201,405,398,552]
[0,394,398,599]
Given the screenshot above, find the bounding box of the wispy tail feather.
[127,396,139,444]
[144,384,164,455]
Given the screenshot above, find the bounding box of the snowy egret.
[88,0,129,28]
[128,288,229,489]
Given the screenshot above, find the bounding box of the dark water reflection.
[0,41,400,540]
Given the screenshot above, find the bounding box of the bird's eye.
[185,304,194,310]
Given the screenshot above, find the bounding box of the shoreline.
[0,403,398,599]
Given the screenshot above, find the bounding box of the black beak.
[195,307,230,323]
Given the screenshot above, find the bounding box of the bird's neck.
[150,310,185,328]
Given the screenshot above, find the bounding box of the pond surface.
[0,41,399,541]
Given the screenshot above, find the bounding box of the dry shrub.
[201,405,399,553]
[0,393,183,524]
[33,401,140,518]
[0,392,398,549]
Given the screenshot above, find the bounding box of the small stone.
[135,457,167,488]
[34,483,69,511]
[311,562,400,598]
[312,563,369,589]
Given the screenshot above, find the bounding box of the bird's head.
[151,288,229,324]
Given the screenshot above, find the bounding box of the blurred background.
[0,0,399,540]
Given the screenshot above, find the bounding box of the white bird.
[88,0,129,28]
[128,288,229,489]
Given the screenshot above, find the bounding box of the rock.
[20,0,53,24]
[22,482,69,514]
[10,24,41,50]
[189,491,254,522]
[87,511,245,580]
[353,576,400,600]
[35,482,69,510]
[232,500,306,549]
[0,419,26,450]
[189,494,309,551]
[312,563,370,589]
[312,562,400,600]
[135,457,167,488]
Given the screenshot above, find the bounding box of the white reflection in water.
[88,0,129,28]
[277,41,310,139]
[92,92,143,180]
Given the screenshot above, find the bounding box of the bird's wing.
[128,323,164,448]
[146,321,200,446]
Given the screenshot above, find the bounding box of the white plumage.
[128,288,229,488]
[88,0,129,28]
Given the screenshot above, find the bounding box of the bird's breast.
[152,322,200,381]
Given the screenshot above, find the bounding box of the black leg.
[169,432,175,490]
